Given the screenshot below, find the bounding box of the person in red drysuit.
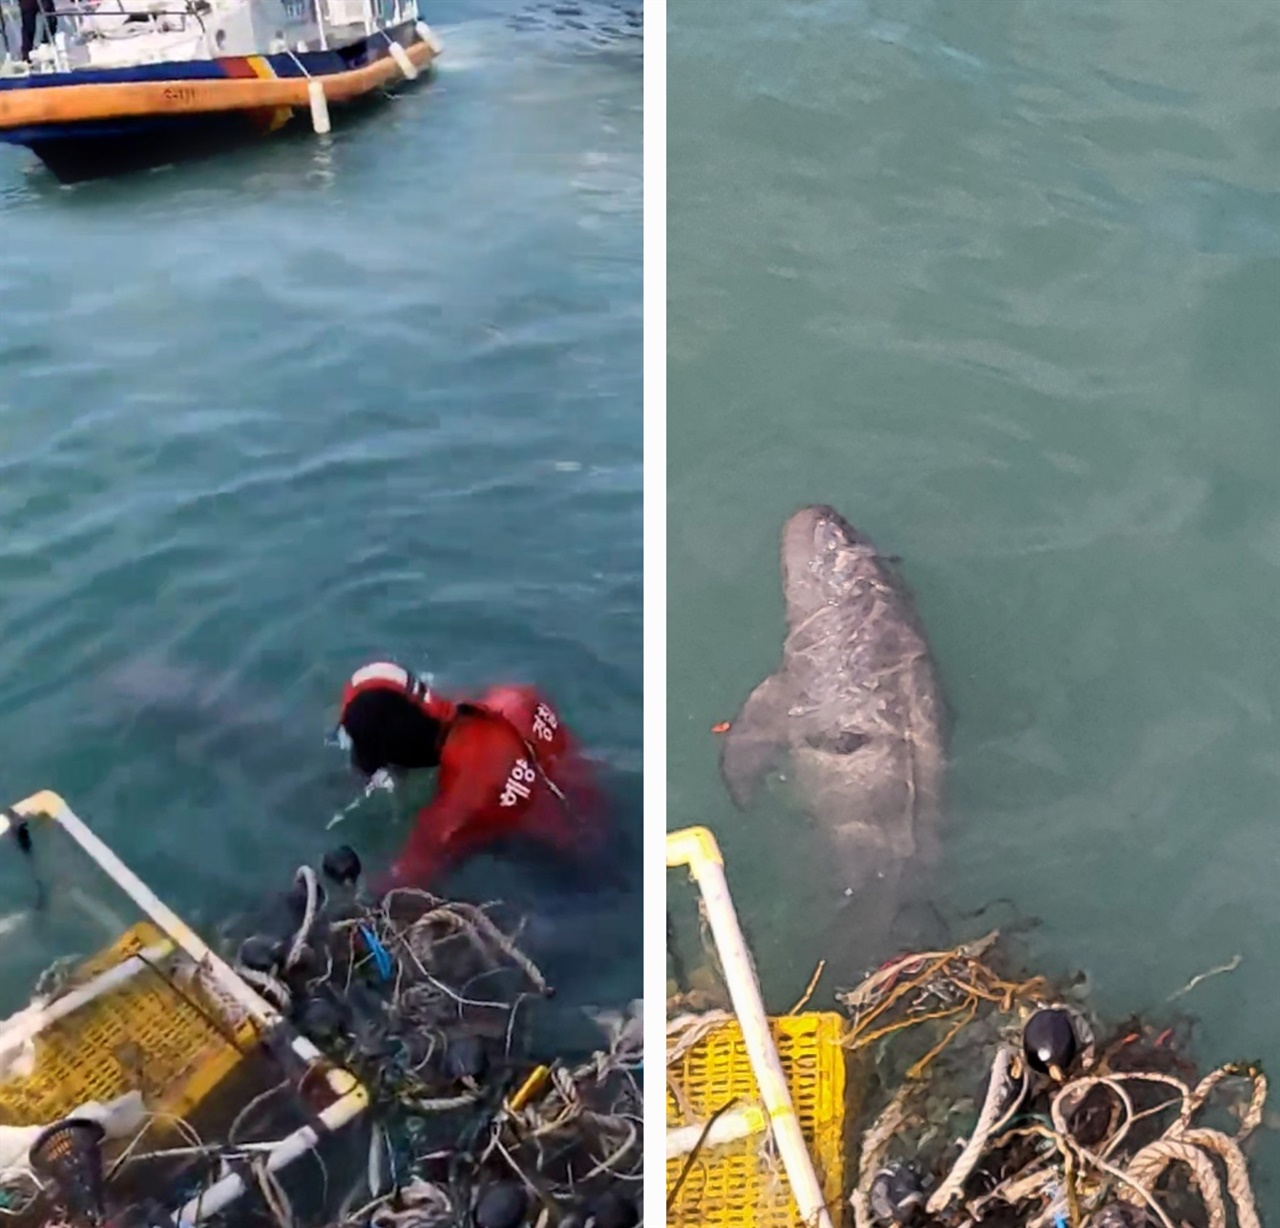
[332,661,605,890]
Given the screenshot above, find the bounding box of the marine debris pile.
[844,932,1266,1228]
[232,852,644,1227]
[666,931,1268,1228]
[7,846,642,1228]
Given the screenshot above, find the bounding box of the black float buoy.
[444,1033,489,1083]
[585,1188,640,1228]
[1022,1008,1079,1082]
[297,996,343,1043]
[322,844,362,886]
[473,1180,529,1228]
[868,1163,926,1225]
[282,941,324,983]
[238,934,284,973]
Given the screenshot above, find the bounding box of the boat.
[0,0,442,182]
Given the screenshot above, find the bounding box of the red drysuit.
[337,665,603,889]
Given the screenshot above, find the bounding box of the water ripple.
[0,1,642,1014]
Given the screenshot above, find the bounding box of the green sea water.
[669,0,1279,1208]
[0,1,642,1040]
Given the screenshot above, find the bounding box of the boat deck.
[0,0,425,76]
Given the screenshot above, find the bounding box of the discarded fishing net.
[219,860,644,1228]
[7,852,642,1228]
[841,932,1267,1228]
[667,930,1267,1228]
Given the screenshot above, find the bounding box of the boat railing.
[0,0,420,70]
[0,0,211,72]
[319,0,417,39]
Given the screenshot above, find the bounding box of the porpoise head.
[780,504,878,621]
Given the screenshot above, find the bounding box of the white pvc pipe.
[4,791,372,1225]
[387,39,416,80]
[666,1103,766,1160]
[14,793,284,1032]
[16,795,362,1102]
[0,941,174,1059]
[667,827,834,1228]
[174,1080,369,1225]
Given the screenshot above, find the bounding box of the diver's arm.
[378,794,469,889]
[374,723,494,891]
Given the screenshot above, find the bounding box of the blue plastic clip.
[359,924,394,981]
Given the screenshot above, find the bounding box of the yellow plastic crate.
[0,921,259,1128]
[667,1012,849,1228]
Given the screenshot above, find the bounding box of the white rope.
[286,865,319,972]
[926,1045,1018,1214]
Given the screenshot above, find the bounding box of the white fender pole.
[416,20,442,55]
[308,78,331,134]
[387,39,417,81]
[667,827,835,1228]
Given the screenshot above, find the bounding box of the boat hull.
[0,20,436,181]
[18,110,297,182]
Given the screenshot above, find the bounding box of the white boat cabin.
[0,0,422,75]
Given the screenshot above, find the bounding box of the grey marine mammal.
[719,505,949,966]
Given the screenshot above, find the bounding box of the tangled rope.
[664,922,1270,1228]
[666,1009,735,1066]
[18,858,643,1227]
[367,1178,453,1228]
[835,933,1268,1228]
[286,865,321,973]
[389,890,549,996]
[925,1043,1024,1214]
[850,1086,912,1228]
[483,999,645,1203]
[1051,1065,1269,1228]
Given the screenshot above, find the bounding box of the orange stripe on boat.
[245,55,287,131]
[219,57,259,80]
[231,55,286,130]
